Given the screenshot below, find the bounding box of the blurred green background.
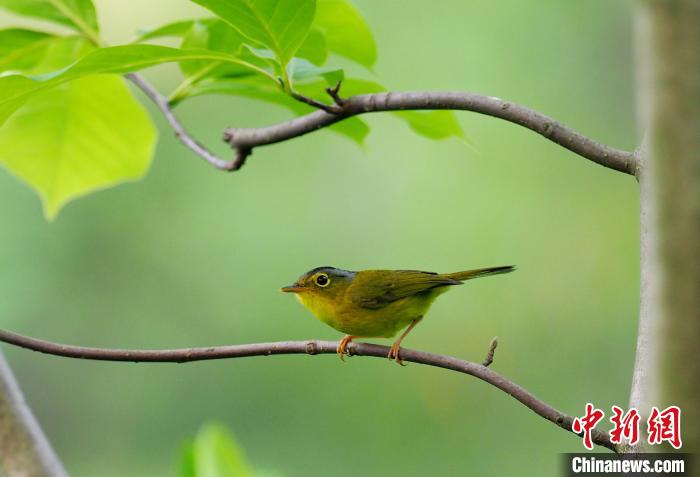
[0,0,639,475]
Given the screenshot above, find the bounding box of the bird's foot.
[387,342,407,366]
[336,335,355,362]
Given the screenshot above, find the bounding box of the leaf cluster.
[0,0,462,218]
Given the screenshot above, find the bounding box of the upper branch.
[126,74,239,171]
[0,328,617,452]
[224,91,638,176]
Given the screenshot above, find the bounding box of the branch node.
[290,91,343,114]
[542,122,554,136]
[125,73,233,171]
[482,336,498,367]
[305,341,319,355]
[227,148,252,171]
[325,80,345,106]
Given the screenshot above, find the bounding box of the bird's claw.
[387,344,407,366]
[336,336,354,362]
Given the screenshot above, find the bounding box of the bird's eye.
[315,273,330,287]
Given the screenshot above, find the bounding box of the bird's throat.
[295,291,339,327]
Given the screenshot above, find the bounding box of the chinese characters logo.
[572,403,681,450]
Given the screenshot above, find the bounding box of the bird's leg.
[336,335,358,361]
[387,318,422,366]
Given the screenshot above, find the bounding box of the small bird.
[282,265,515,363]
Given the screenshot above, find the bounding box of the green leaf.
[394,110,465,140]
[314,0,376,68]
[242,46,286,77]
[296,27,327,65]
[0,29,52,63]
[182,19,245,54]
[179,19,248,78]
[0,75,156,219]
[0,75,43,126]
[186,423,253,477]
[187,77,369,145]
[52,44,269,79]
[326,116,369,146]
[190,0,316,66]
[295,77,382,97]
[135,19,210,42]
[180,441,196,477]
[23,36,92,74]
[0,0,99,38]
[288,58,343,84]
[0,31,90,74]
[0,44,275,127]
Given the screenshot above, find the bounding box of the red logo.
[648,406,682,449]
[609,405,640,446]
[572,404,682,449]
[572,403,605,450]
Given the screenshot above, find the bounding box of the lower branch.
[0,350,68,477]
[0,329,617,452]
[224,91,638,176]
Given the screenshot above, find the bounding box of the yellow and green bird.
[282,265,515,363]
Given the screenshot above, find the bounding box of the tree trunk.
[632,0,700,457]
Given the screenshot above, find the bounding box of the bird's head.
[281,266,356,313]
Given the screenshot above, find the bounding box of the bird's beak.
[281,284,305,293]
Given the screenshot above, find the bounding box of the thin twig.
[325,80,344,106]
[225,91,637,175]
[125,73,238,171]
[482,336,498,367]
[0,328,617,452]
[289,90,342,114]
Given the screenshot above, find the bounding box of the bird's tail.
[443,265,515,282]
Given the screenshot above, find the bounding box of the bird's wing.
[348,270,459,310]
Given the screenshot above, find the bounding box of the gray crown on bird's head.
[301,266,356,280]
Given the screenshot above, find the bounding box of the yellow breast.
[295,292,340,328]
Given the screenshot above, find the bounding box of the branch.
[0,350,68,477]
[289,90,342,114]
[224,91,638,176]
[482,336,498,367]
[0,329,617,452]
[128,74,637,176]
[125,74,239,171]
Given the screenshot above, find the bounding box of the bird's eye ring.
[315,273,330,287]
